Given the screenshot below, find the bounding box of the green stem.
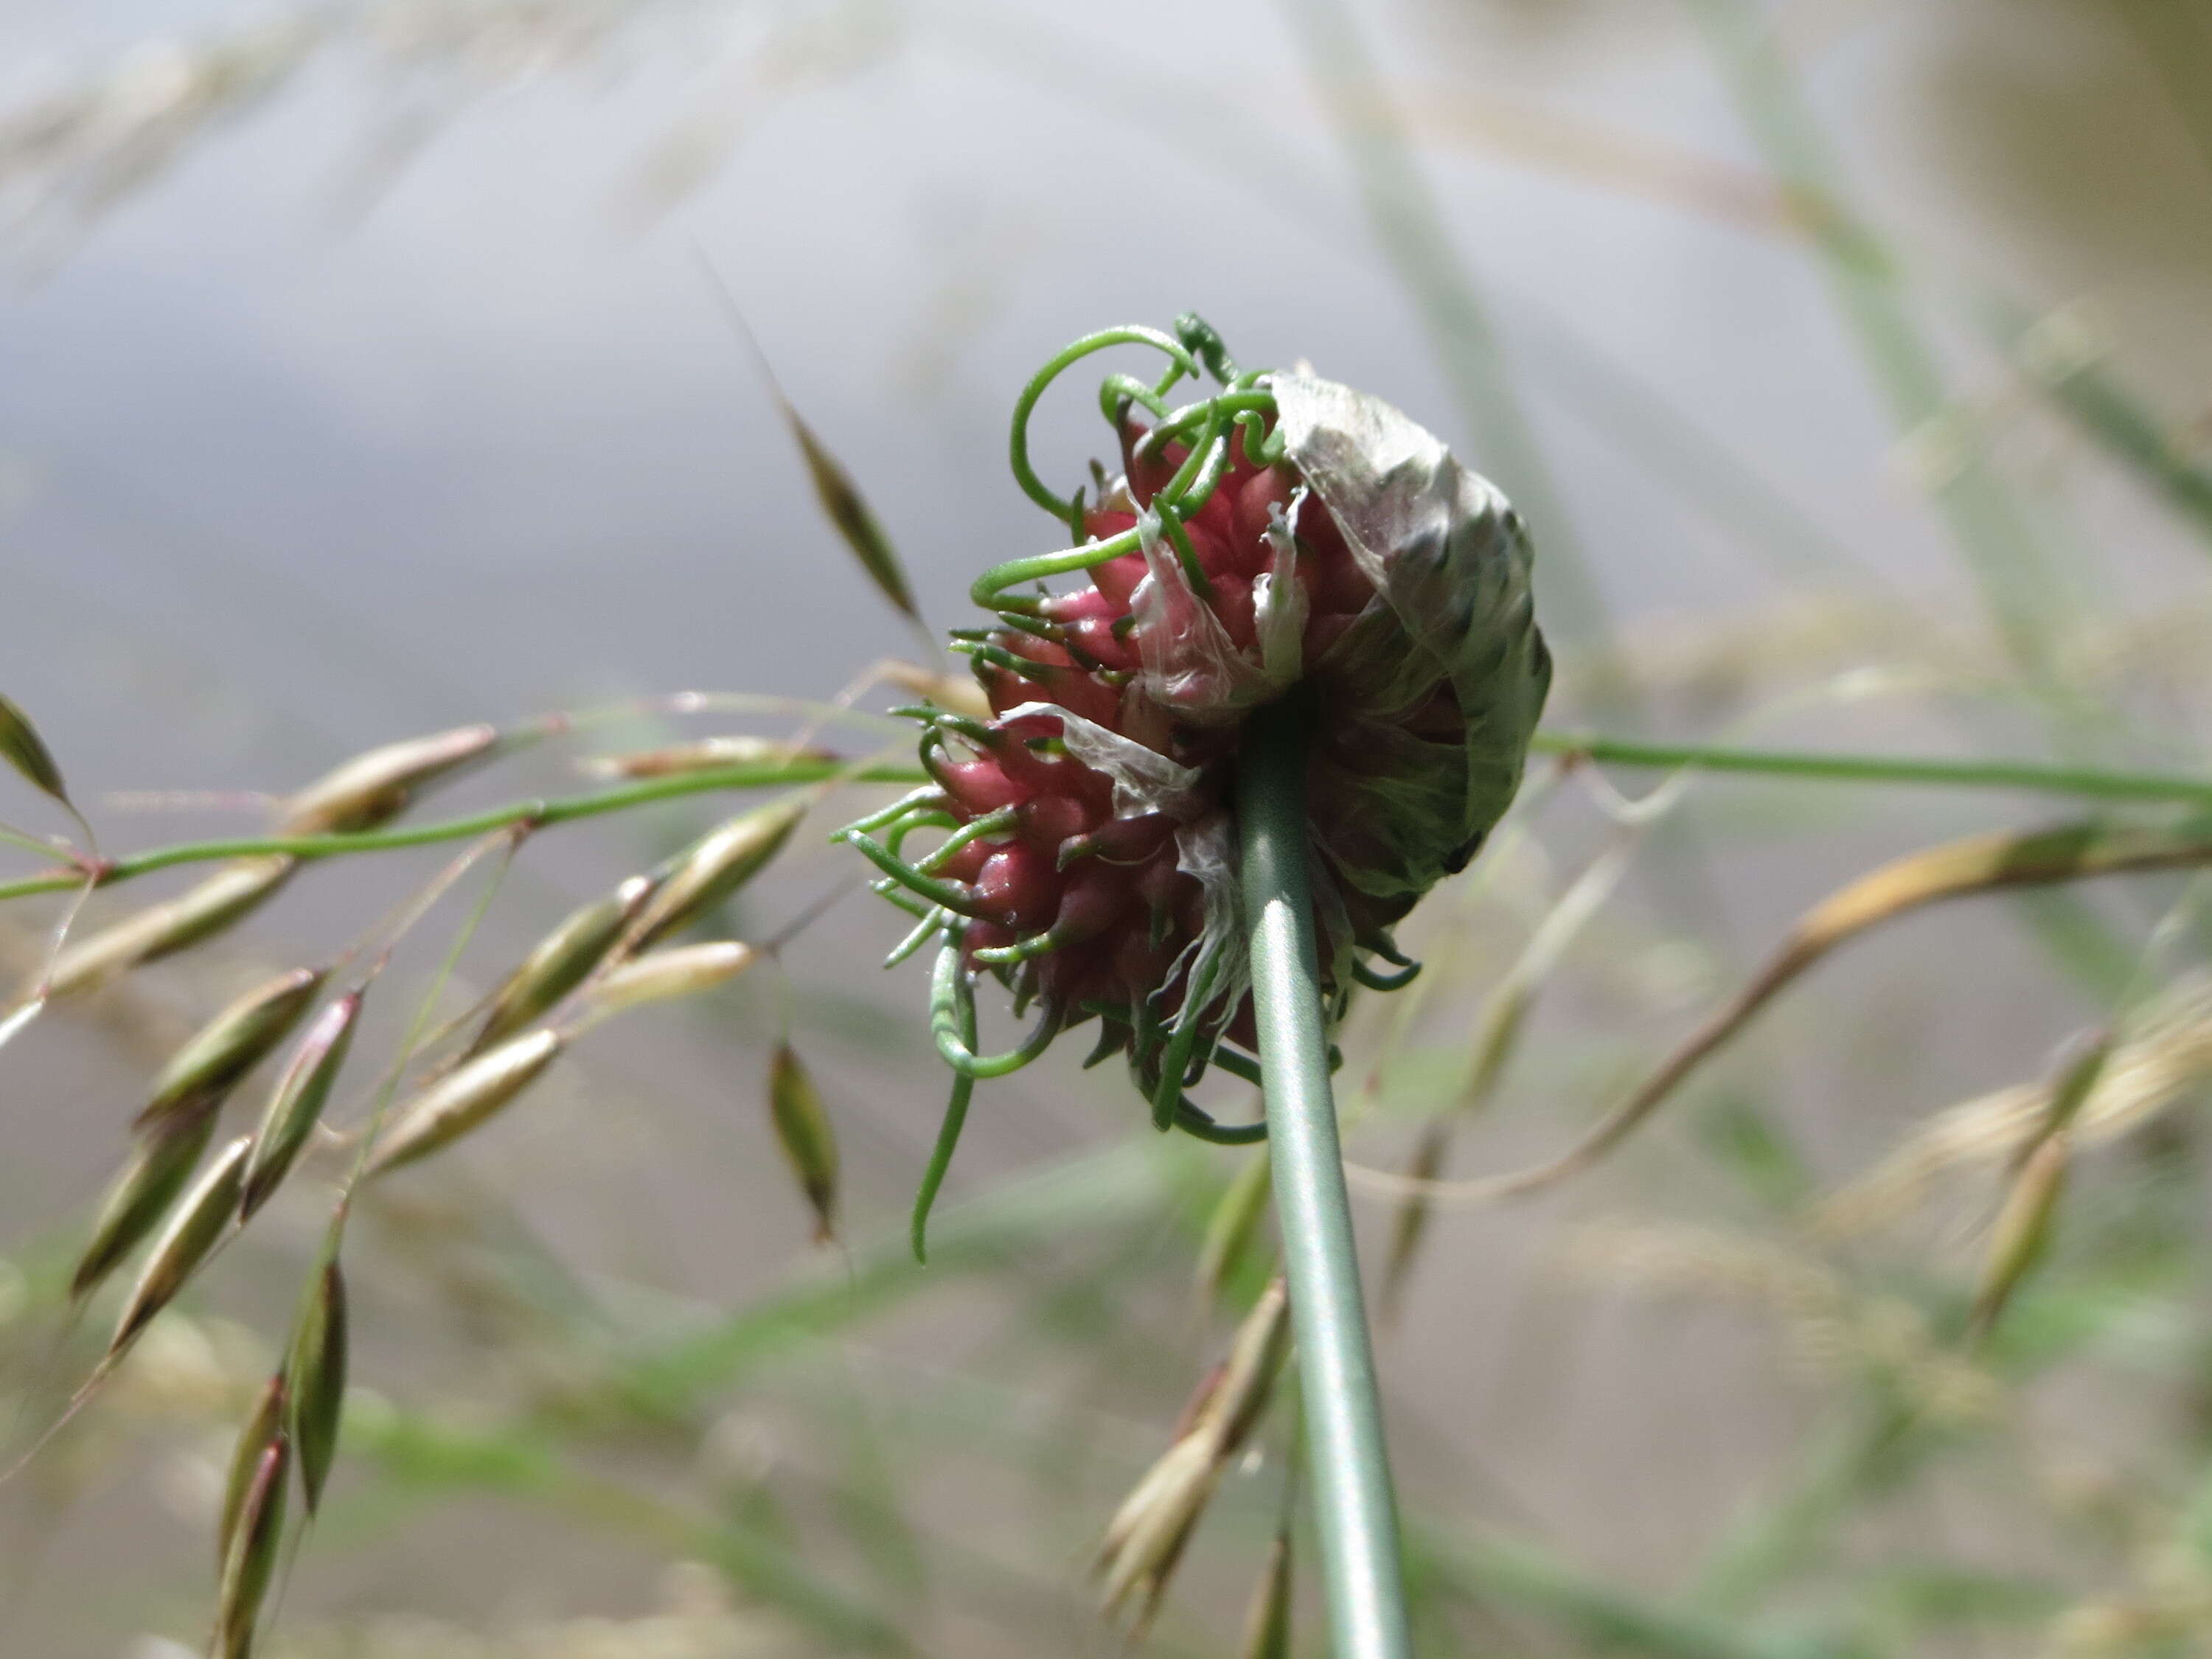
[1239,697,1412,1659]
[4,734,2206,909]
[1531,731,2212,806]
[0,758,930,902]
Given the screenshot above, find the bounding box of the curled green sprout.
[978,321,1286,615]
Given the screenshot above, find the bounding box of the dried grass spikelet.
[137,966,326,1133]
[365,1029,566,1178]
[241,988,362,1218]
[467,875,655,1056]
[582,941,758,1020]
[1818,974,2212,1239]
[1969,1132,2069,1342]
[580,735,838,780]
[108,1133,248,1356]
[767,1043,839,1244]
[46,855,296,998]
[1098,1276,1290,1631]
[630,796,807,948]
[276,722,500,835]
[1562,1220,2000,1423]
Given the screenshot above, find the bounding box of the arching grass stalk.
[1239,694,1413,1659]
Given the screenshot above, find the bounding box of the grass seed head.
[212,1426,289,1659]
[1237,1531,1293,1659]
[366,1028,566,1178]
[47,855,296,997]
[581,736,838,780]
[108,1133,249,1355]
[242,989,362,1218]
[1097,1277,1290,1626]
[583,941,758,1020]
[1194,1153,1272,1310]
[218,1371,287,1569]
[768,1043,839,1243]
[277,722,501,835]
[469,875,653,1054]
[72,1104,221,1300]
[139,966,326,1133]
[1971,1131,2070,1340]
[285,1258,347,1512]
[0,691,69,805]
[632,797,805,947]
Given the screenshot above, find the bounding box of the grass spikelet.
[365,1028,566,1178]
[1819,975,2212,1237]
[107,1133,248,1355]
[693,253,928,643]
[72,1105,220,1300]
[631,797,806,948]
[467,876,653,1055]
[139,966,325,1133]
[276,722,501,835]
[580,940,757,1020]
[1098,1277,1290,1628]
[0,692,70,806]
[1563,1220,2001,1424]
[218,1371,286,1570]
[1237,1529,1293,1659]
[1969,1132,2068,1343]
[768,1043,839,1244]
[580,736,838,780]
[1194,1152,1272,1311]
[46,855,295,997]
[212,1425,289,1659]
[242,989,362,1218]
[285,1258,347,1512]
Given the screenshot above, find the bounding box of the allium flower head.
[842,319,1548,1174]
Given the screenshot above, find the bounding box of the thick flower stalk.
[842,318,1551,1174]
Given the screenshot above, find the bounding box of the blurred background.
[4,0,2212,1653]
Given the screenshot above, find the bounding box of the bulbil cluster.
[843,319,1551,1152]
